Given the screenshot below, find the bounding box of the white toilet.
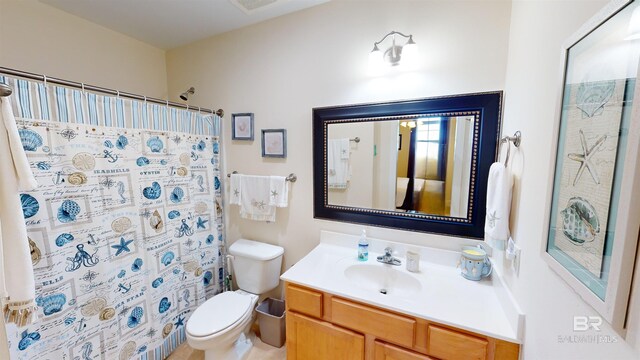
[186,239,284,360]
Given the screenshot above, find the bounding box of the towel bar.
[227,171,297,183]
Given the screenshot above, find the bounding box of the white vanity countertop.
[280,232,523,344]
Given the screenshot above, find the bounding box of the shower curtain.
[1,76,226,360]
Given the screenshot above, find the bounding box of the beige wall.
[499,0,640,358]
[166,0,512,269]
[372,120,398,210]
[0,0,168,99]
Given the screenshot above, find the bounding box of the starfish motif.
[140,209,152,219]
[568,130,607,186]
[487,211,499,228]
[255,200,266,210]
[271,190,279,199]
[118,305,131,317]
[111,237,134,256]
[233,189,239,197]
[196,217,208,229]
[174,315,185,327]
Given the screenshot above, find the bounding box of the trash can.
[256,298,286,348]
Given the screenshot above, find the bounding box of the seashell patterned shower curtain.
[1,76,226,360]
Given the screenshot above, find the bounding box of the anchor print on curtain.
[1,77,226,360]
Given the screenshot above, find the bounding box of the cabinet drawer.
[286,283,323,318]
[331,297,416,348]
[427,325,488,360]
[374,341,433,360]
[288,312,364,360]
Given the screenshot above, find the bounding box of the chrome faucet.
[377,247,401,266]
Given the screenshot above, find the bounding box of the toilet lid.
[187,292,252,337]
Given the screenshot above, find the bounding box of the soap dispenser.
[358,229,369,261]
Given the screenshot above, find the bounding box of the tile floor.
[167,331,286,360]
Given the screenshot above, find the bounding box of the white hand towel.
[229,173,242,205]
[328,138,350,189]
[484,162,513,246]
[269,176,288,207]
[238,175,276,222]
[0,97,39,326]
[1,98,38,191]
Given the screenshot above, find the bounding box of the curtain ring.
[42,75,48,89]
[81,83,85,95]
[116,90,120,99]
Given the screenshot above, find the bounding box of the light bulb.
[369,44,383,70]
[402,37,418,67]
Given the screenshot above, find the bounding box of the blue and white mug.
[459,246,492,281]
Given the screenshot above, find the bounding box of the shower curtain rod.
[0,66,224,117]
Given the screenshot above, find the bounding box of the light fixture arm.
[373,30,413,47]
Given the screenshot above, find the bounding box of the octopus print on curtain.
[1,77,226,360]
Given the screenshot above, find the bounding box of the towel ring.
[500,131,521,166]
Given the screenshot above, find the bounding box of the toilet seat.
[187,292,253,338]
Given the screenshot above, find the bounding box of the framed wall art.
[261,129,287,158]
[543,0,640,335]
[232,113,254,140]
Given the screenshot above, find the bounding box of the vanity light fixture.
[369,31,418,67]
[400,120,416,128]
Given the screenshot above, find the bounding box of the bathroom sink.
[343,264,422,297]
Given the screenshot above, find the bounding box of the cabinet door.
[374,341,434,360]
[287,311,365,360]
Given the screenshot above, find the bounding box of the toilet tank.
[229,239,284,294]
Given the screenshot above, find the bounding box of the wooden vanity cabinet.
[287,311,365,360]
[285,282,520,360]
[374,341,434,360]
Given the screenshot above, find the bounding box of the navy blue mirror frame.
[312,91,503,239]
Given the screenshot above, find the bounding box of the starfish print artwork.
[174,315,185,327]
[111,237,134,256]
[568,130,607,186]
[487,211,499,228]
[196,217,208,229]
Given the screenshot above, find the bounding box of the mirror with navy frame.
[312,91,503,238]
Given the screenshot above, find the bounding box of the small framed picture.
[261,129,287,158]
[232,113,254,140]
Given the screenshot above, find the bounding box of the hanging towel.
[328,138,350,189]
[229,173,242,206]
[0,97,39,326]
[238,175,277,222]
[269,176,289,208]
[484,162,513,248]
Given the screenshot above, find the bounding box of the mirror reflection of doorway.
[396,116,472,216]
